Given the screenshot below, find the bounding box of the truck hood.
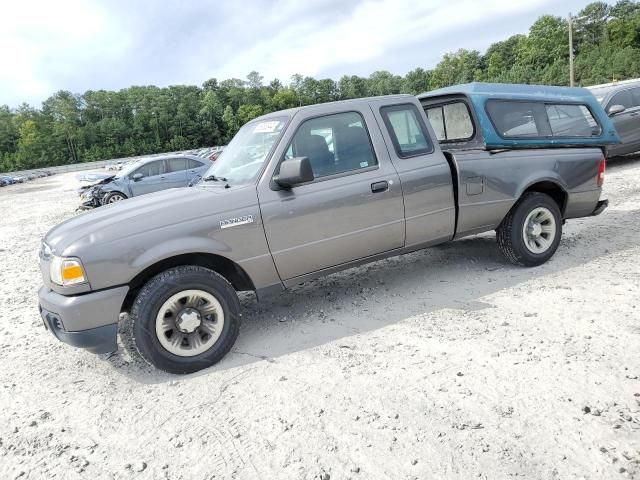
[45,185,256,255]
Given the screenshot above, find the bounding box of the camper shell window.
[486,100,602,139]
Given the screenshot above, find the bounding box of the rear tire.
[125,266,241,374]
[496,192,562,267]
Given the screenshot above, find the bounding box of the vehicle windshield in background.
[201,117,287,185]
[117,161,143,177]
[588,86,615,105]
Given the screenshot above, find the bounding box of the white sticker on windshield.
[253,121,280,133]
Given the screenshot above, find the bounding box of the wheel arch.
[120,252,255,312]
[518,179,568,217]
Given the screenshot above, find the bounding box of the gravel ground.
[0,160,639,480]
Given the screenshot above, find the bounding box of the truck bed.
[444,147,605,239]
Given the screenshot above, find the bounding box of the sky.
[0,0,613,107]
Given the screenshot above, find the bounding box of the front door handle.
[371,181,389,193]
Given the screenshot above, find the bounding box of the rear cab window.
[486,100,602,139]
[425,101,474,142]
[380,104,433,158]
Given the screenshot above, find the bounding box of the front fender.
[99,179,130,197]
[131,236,233,270]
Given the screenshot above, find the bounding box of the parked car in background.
[77,172,114,184]
[39,85,616,373]
[197,146,225,161]
[588,78,640,158]
[105,160,129,171]
[0,175,16,185]
[79,154,209,207]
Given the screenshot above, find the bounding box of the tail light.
[597,158,606,187]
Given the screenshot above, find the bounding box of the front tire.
[496,192,562,267]
[102,191,127,204]
[126,266,241,374]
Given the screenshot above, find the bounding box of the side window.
[309,128,334,154]
[286,111,377,178]
[610,90,635,110]
[187,159,204,169]
[487,100,602,138]
[425,102,474,142]
[166,158,186,173]
[545,104,601,137]
[380,104,432,157]
[631,87,640,108]
[134,160,165,178]
[486,101,541,138]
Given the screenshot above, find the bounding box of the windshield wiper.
[202,175,228,182]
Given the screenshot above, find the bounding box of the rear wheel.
[103,191,127,204]
[125,266,241,374]
[496,192,562,267]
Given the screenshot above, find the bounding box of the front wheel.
[496,192,562,267]
[125,266,241,374]
[102,191,127,204]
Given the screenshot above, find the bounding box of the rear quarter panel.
[451,147,603,238]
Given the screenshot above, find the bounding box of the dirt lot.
[0,160,639,480]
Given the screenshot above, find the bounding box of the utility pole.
[568,13,574,87]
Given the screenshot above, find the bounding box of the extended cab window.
[425,102,474,141]
[486,100,602,138]
[187,159,204,169]
[285,111,377,178]
[380,104,432,157]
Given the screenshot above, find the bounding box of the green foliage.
[1,0,640,172]
[518,16,569,69]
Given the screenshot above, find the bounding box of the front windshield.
[117,160,142,177]
[201,117,288,185]
[588,87,614,105]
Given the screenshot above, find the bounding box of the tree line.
[1,0,640,172]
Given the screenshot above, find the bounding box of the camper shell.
[418,82,621,151]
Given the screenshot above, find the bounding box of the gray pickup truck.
[38,86,613,373]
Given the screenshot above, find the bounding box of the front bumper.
[77,188,102,209]
[591,199,609,216]
[38,285,129,354]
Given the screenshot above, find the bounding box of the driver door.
[257,108,405,281]
[130,159,167,196]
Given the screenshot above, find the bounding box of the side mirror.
[274,157,314,188]
[608,104,626,116]
[132,173,144,181]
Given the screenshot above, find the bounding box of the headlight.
[50,256,87,286]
